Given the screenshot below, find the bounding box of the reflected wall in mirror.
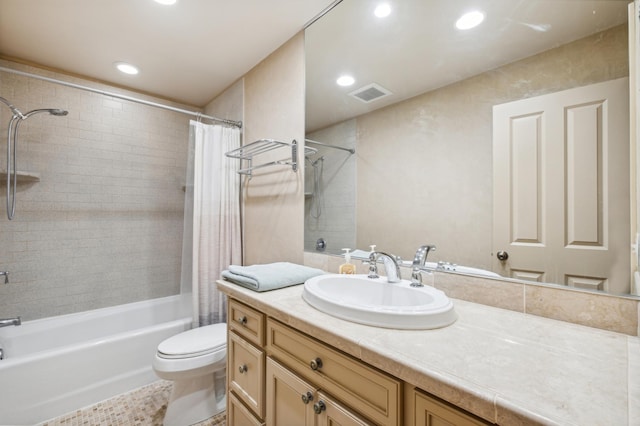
[304,0,636,296]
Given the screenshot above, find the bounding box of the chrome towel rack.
[225,139,298,177]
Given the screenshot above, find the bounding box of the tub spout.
[0,316,21,328]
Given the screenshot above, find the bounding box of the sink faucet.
[0,317,21,328]
[368,251,402,283]
[411,245,436,287]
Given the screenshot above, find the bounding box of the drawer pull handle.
[309,357,323,371]
[301,391,314,404]
[237,316,247,325]
[313,400,326,414]
[238,364,248,374]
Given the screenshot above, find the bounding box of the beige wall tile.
[525,285,639,336]
[0,60,190,320]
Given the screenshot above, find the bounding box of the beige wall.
[243,32,306,265]
[353,24,629,268]
[0,59,189,320]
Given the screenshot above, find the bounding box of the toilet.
[153,323,227,426]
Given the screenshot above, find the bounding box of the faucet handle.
[410,267,424,287]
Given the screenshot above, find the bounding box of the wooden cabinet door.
[266,358,315,426]
[229,331,265,419]
[315,391,371,426]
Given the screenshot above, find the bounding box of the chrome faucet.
[368,251,402,283]
[0,317,21,328]
[0,271,8,284]
[411,245,436,287]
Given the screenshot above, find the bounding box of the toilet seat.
[157,323,226,359]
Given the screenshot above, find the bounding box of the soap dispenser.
[339,248,356,274]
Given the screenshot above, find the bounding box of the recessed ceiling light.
[456,11,485,30]
[337,75,355,87]
[154,0,177,5]
[374,3,391,18]
[115,62,139,75]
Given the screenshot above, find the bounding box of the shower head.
[22,108,69,119]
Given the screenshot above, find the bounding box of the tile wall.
[0,60,189,320]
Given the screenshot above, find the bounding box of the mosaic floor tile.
[38,381,226,426]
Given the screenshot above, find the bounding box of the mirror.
[304,0,637,296]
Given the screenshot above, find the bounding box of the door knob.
[496,251,509,261]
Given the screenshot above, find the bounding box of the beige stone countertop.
[217,279,640,426]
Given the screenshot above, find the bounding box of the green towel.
[222,262,325,292]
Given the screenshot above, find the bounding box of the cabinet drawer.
[229,331,265,419]
[229,391,265,426]
[229,299,265,346]
[266,319,401,426]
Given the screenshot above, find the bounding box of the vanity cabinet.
[226,296,493,426]
[227,299,266,425]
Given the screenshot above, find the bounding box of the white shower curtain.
[181,120,242,327]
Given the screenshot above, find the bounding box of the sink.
[302,274,457,329]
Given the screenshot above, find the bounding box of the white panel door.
[493,78,630,293]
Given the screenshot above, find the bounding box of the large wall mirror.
[304,0,639,297]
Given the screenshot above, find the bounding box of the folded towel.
[221,262,325,292]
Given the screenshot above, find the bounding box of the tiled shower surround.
[0,60,189,321]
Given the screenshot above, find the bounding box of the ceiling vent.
[349,83,392,103]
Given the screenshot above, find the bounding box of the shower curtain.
[181,120,242,327]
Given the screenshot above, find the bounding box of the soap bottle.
[339,248,356,274]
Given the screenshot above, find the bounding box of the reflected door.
[492,78,630,293]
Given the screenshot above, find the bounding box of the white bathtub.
[0,294,192,425]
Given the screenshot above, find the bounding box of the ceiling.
[305,0,630,132]
[0,0,336,107]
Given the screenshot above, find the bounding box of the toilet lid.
[158,323,226,359]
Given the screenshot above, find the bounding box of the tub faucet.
[368,251,402,283]
[0,271,8,284]
[411,245,436,287]
[0,317,21,328]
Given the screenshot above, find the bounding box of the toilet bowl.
[153,323,227,426]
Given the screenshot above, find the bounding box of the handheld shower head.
[22,108,69,119]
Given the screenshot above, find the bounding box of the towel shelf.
[225,139,298,177]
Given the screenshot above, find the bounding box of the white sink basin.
[302,274,457,329]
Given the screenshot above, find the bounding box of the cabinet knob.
[313,400,326,414]
[238,364,248,374]
[309,357,323,371]
[301,391,314,404]
[237,316,247,325]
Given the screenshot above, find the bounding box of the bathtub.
[0,294,192,425]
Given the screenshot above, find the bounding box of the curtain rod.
[305,138,355,154]
[0,66,243,129]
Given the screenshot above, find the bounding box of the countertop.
[217,279,640,425]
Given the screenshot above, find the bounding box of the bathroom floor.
[37,380,226,426]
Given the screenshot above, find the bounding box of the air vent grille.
[349,83,392,103]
